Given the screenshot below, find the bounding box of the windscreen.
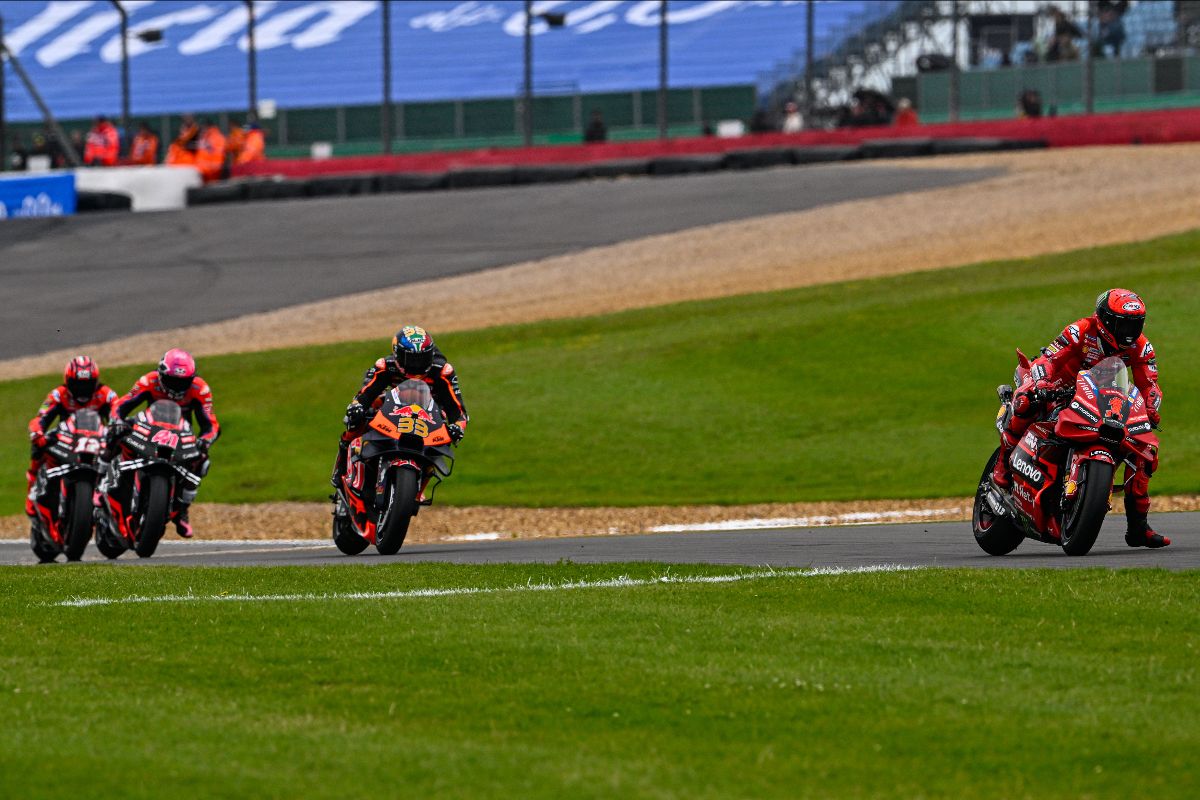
[1085,356,1131,396]
[391,380,434,410]
[147,399,183,425]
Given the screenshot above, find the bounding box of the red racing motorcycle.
[974,354,1159,556]
[332,380,456,556]
[29,409,107,563]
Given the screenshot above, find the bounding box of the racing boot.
[24,465,38,517]
[330,439,350,489]
[173,503,194,539]
[1124,497,1169,549]
[991,431,1018,490]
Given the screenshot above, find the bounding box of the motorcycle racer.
[331,325,468,491]
[992,288,1167,548]
[109,349,219,538]
[25,356,118,516]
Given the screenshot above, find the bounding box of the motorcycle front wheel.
[1060,459,1114,557]
[134,474,171,558]
[972,448,1024,556]
[64,479,95,562]
[375,469,418,555]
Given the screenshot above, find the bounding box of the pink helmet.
[157,348,196,400]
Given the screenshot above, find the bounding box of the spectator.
[83,115,120,166]
[166,114,200,166]
[781,101,803,133]
[226,118,246,164]
[195,118,227,181]
[583,109,607,143]
[838,89,895,128]
[1018,89,1043,119]
[9,135,28,171]
[236,116,266,165]
[1094,0,1129,58]
[749,108,773,134]
[893,97,919,127]
[127,122,159,166]
[1045,6,1083,62]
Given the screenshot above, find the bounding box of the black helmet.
[1094,288,1146,352]
[392,325,435,374]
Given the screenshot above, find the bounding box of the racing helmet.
[392,325,435,374]
[1094,288,1146,352]
[157,348,196,401]
[64,356,100,404]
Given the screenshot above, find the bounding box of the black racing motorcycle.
[29,409,107,563]
[96,400,203,558]
[332,380,456,555]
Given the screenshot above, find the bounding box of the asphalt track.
[0,163,998,359]
[2,512,1194,568]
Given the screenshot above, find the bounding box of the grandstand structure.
[770,0,1200,123]
[0,0,896,158]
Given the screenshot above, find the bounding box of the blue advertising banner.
[0,173,77,219]
[0,1,895,120]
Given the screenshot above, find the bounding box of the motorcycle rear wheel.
[332,504,370,556]
[64,479,95,562]
[1060,460,1114,557]
[134,475,171,558]
[376,469,418,555]
[973,448,1024,556]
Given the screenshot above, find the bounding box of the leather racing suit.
[996,315,1163,528]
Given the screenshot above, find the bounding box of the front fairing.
[360,383,456,476]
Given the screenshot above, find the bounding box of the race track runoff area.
[2,562,1198,798]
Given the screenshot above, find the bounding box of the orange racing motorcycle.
[332,380,456,555]
[974,353,1159,556]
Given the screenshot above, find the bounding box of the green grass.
[1,564,1197,798]
[3,231,1199,508]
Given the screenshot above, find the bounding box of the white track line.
[51,564,917,608]
[650,508,963,533]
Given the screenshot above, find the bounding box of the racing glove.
[107,419,130,443]
[29,430,48,449]
[446,423,465,443]
[1146,387,1162,427]
[344,402,367,430]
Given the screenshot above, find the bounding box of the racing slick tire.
[972,448,1025,556]
[64,479,95,562]
[332,510,370,556]
[1060,459,1114,557]
[375,468,418,555]
[30,522,59,564]
[134,475,171,559]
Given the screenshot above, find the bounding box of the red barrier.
[232,107,1200,180]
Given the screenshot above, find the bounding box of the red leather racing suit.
[111,373,220,507]
[111,373,221,445]
[1001,316,1163,515]
[26,384,119,511]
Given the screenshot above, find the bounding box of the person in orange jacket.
[225,119,246,165]
[83,115,120,166]
[127,122,159,165]
[166,114,200,167]
[195,118,226,181]
[236,118,266,165]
